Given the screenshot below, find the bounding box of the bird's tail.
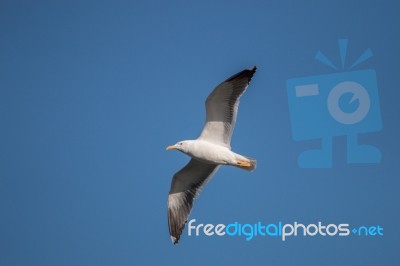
[236,157,257,171]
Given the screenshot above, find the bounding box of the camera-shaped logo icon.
[286,39,382,168]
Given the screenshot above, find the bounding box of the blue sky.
[1,0,399,265]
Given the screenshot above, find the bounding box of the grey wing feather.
[168,159,219,244]
[198,66,256,148]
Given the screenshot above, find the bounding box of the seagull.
[166,66,257,244]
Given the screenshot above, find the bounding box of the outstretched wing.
[198,66,256,148]
[168,159,219,244]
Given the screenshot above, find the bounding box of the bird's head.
[166,141,190,153]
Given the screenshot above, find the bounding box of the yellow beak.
[166,145,176,150]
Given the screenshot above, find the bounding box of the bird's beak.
[166,145,176,150]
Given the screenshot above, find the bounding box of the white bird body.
[166,66,257,244]
[172,139,255,170]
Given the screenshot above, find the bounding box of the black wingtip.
[248,66,257,79]
[226,66,257,83]
[170,234,180,245]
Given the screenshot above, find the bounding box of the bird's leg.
[236,160,252,167]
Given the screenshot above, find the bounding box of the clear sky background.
[1,1,399,265]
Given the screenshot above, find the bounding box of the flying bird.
[166,66,257,244]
